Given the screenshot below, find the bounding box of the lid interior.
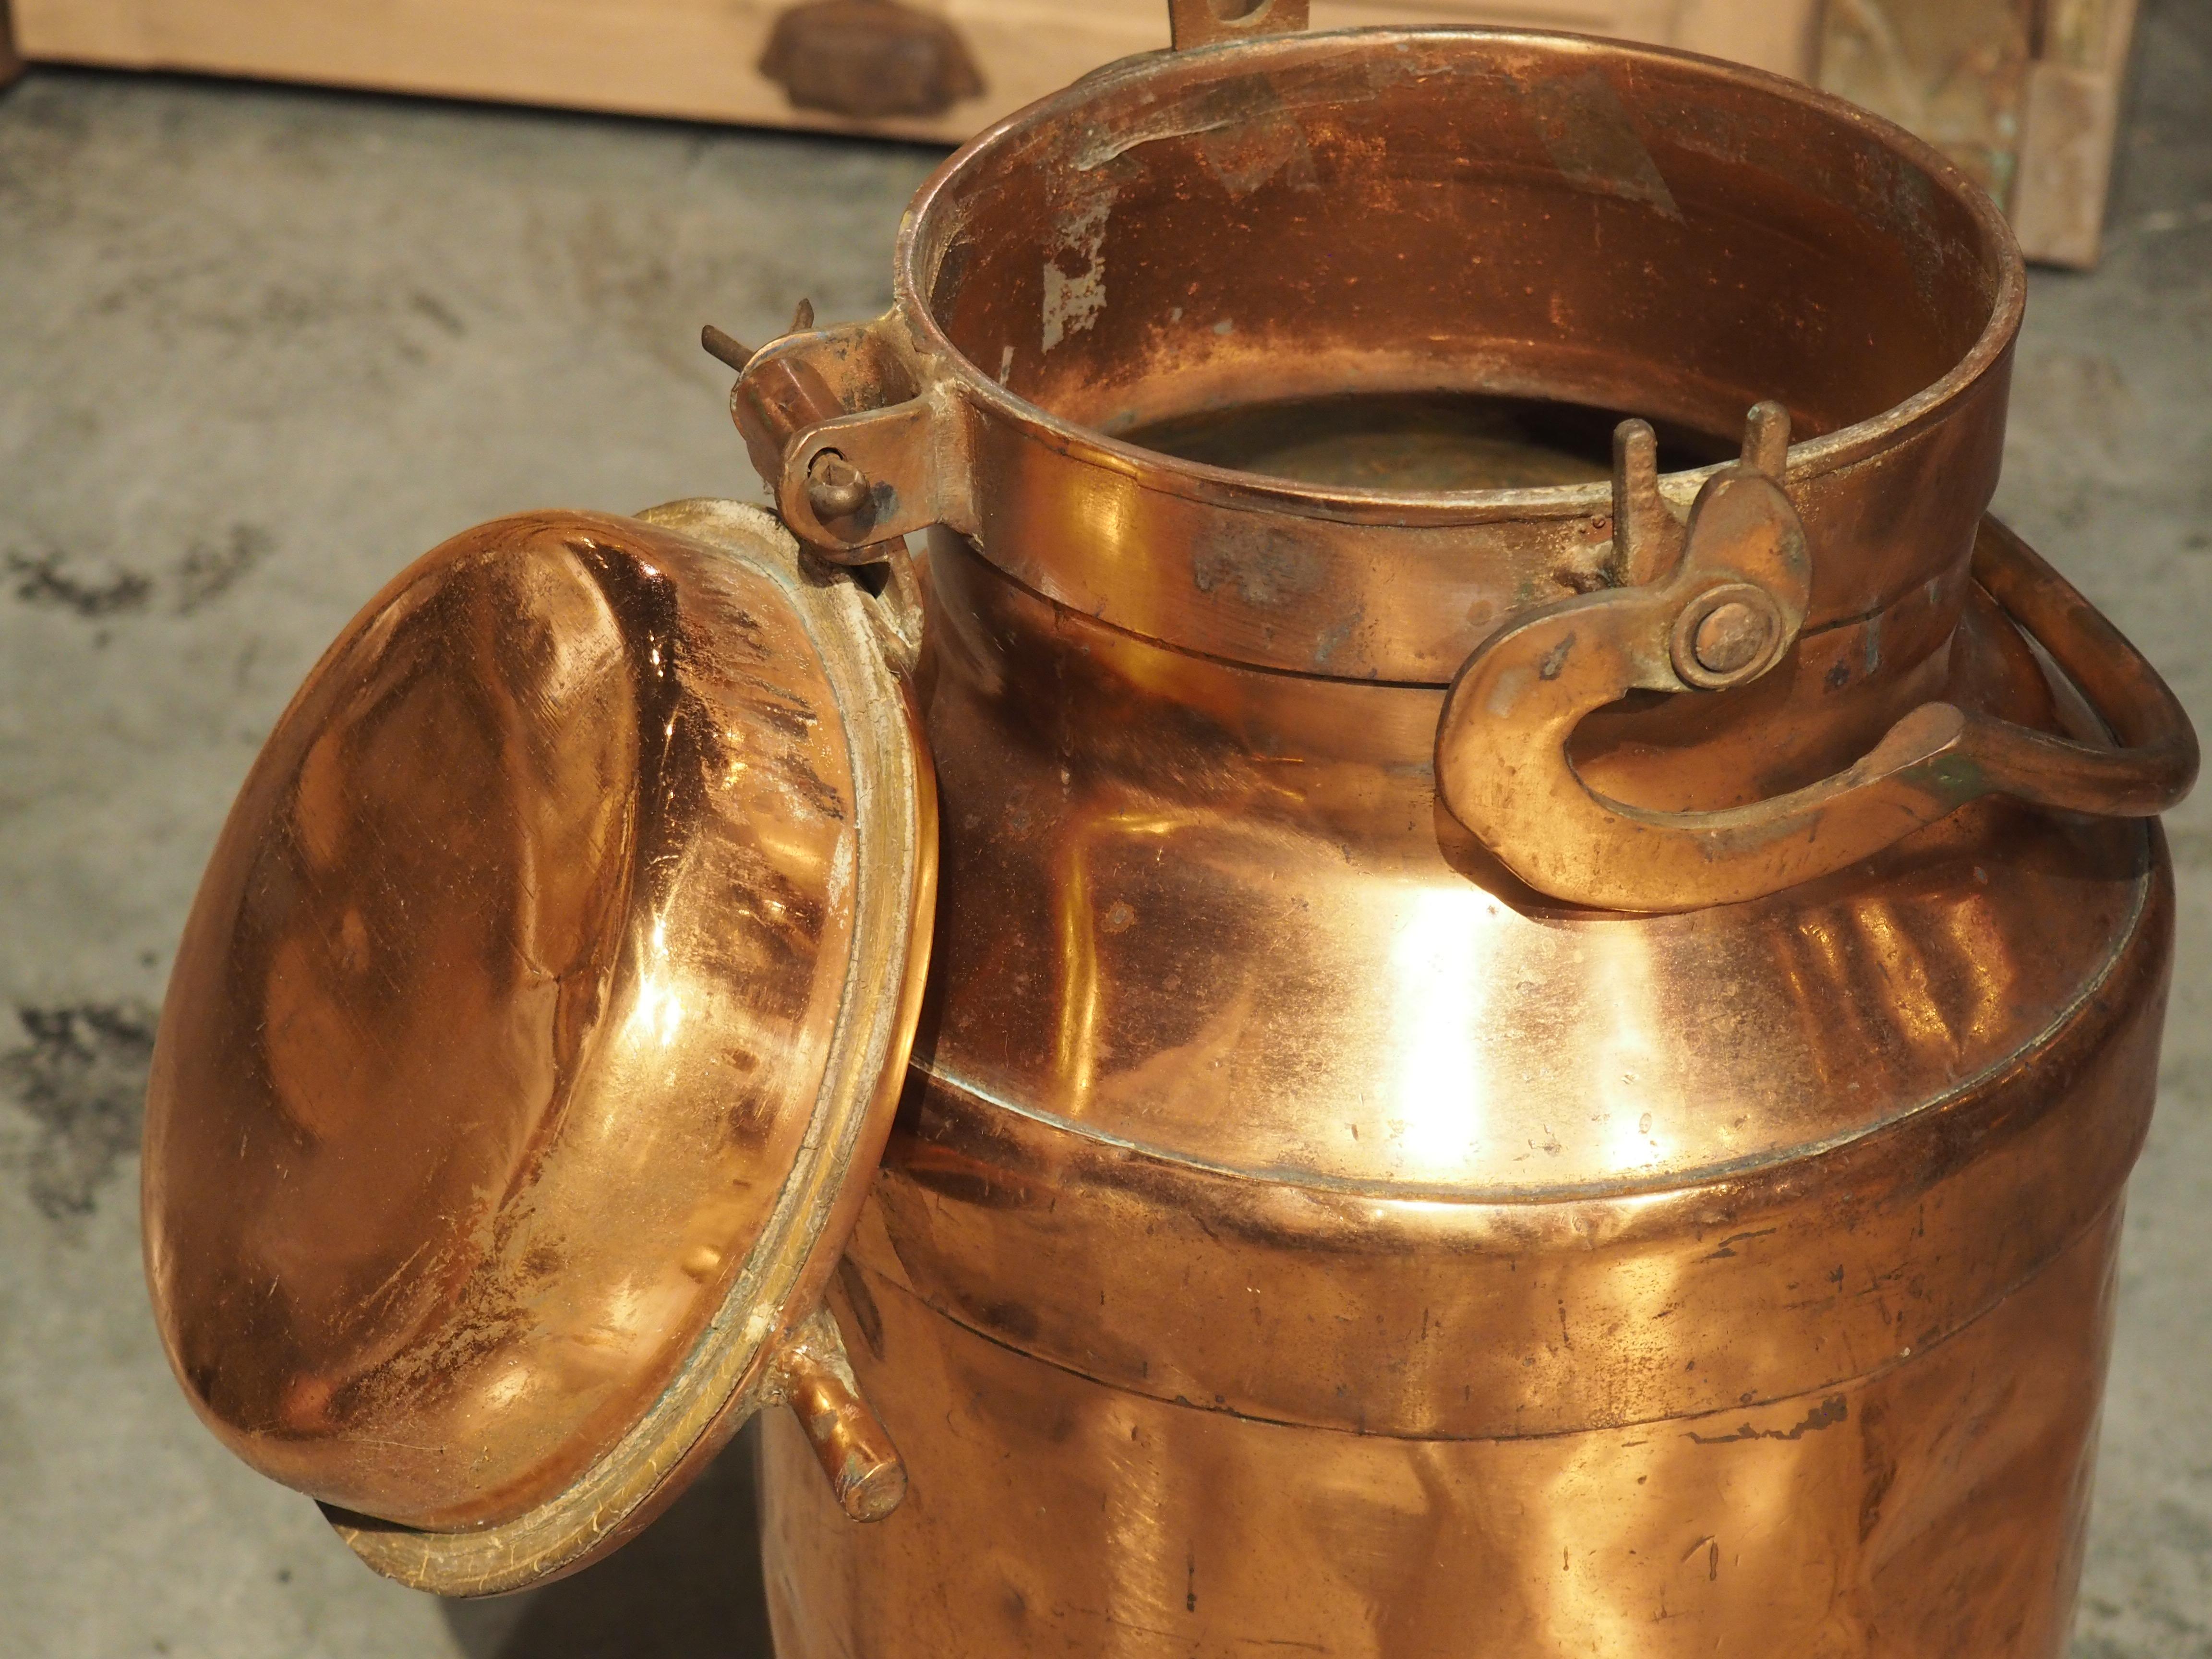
[144,502,930,1560]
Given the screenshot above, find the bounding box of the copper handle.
[768,1303,908,1523]
[1435,415,2197,914]
[1962,520,2199,810]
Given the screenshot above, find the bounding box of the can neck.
[926,523,1968,823]
[886,28,2020,687]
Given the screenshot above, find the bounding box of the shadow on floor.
[440,1422,773,1659]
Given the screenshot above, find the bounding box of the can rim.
[892,24,2027,527]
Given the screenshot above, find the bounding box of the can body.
[769,1211,2121,1655]
[739,26,2176,1656]
[759,533,2172,1657]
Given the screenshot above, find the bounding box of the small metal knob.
[1671,583,1787,690]
[769,1304,907,1523]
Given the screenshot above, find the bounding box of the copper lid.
[142,499,934,1592]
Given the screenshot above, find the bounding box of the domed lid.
[142,499,934,1592]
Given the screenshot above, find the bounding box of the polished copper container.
[144,8,2196,1657]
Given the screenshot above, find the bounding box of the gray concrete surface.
[0,6,2207,1655]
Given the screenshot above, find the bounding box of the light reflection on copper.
[1384,885,1496,1171]
[1050,800,1206,1114]
[1587,925,1669,1177]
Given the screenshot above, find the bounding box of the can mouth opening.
[902,27,2021,503]
[1121,388,1739,491]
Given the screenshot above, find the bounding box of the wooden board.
[4,0,1816,146]
[2010,0,2139,265]
[12,0,2121,264]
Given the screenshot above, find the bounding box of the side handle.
[764,1302,908,1523]
[1434,407,2197,912]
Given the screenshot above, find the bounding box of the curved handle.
[1965,520,2200,816]
[1435,419,2197,914]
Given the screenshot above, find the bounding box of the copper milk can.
[141,7,2200,1656]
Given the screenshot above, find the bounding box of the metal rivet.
[1692,600,1772,677]
[806,450,872,523]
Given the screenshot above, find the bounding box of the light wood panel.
[6,0,2123,263]
[6,0,1815,144]
[2011,0,2139,265]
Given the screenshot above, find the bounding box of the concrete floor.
[0,7,2207,1655]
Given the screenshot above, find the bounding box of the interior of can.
[904,30,2017,492]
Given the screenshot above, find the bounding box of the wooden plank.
[8,0,1166,142]
[11,0,1820,142]
[2011,0,2137,266]
[1,1,24,90]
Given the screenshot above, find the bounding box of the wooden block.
[2013,59,2118,266]
[1816,0,2138,270]
[2012,0,2137,267]
[2,1,25,90]
[1818,0,2037,203]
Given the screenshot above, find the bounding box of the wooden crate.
[0,0,2129,263]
